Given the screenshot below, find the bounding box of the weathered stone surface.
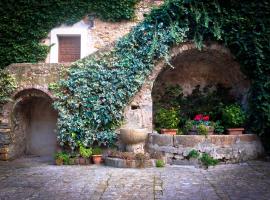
[148,134,265,163]
[151,134,174,146]
[1,157,270,200]
[0,133,10,145]
[104,157,154,168]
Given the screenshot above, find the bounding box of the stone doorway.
[11,89,57,158]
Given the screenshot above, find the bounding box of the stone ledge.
[105,157,154,168]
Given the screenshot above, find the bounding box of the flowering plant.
[185,114,214,135]
[193,114,211,126]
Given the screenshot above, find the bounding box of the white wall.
[49,20,95,63]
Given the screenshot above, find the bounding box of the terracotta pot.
[160,129,177,135]
[227,128,244,135]
[79,157,86,165]
[92,155,102,164]
[55,158,63,166]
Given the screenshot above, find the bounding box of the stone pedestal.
[126,143,145,154]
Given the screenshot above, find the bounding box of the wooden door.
[58,36,81,62]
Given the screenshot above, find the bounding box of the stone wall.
[147,134,265,164]
[0,63,70,160]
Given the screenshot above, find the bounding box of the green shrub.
[156,159,165,168]
[199,153,219,167]
[222,104,246,128]
[155,108,180,129]
[54,152,70,165]
[92,147,103,155]
[79,145,92,158]
[187,149,200,159]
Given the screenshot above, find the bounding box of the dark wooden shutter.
[58,36,81,62]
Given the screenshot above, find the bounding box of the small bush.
[92,147,103,155]
[222,104,246,128]
[187,149,200,159]
[156,159,165,168]
[155,107,180,129]
[54,152,70,165]
[79,145,92,158]
[199,153,219,167]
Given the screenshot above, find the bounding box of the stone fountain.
[119,128,148,154]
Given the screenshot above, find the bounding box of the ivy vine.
[51,0,269,148]
[0,0,139,69]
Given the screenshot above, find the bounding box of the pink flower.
[194,114,203,121]
[203,116,210,121]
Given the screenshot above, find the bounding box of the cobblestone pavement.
[0,157,270,200]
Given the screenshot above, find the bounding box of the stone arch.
[8,88,57,159]
[123,42,250,132]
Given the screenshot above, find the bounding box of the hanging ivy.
[0,0,139,69]
[51,0,269,148]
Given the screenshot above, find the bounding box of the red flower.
[194,114,203,121]
[203,116,210,121]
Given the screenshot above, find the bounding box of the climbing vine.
[52,0,269,148]
[0,0,139,69]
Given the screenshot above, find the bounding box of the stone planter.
[160,129,177,135]
[227,128,244,135]
[119,128,148,153]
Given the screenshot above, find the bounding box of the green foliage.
[53,0,270,148]
[197,124,208,135]
[213,120,224,134]
[187,149,200,159]
[222,104,246,128]
[199,153,219,167]
[54,152,70,164]
[155,108,180,129]
[0,71,17,105]
[0,0,139,69]
[92,147,103,155]
[79,145,92,158]
[155,159,165,168]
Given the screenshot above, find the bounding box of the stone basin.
[119,128,148,145]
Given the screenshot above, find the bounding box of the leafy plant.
[222,104,246,128]
[92,147,103,155]
[0,71,17,105]
[156,159,165,168]
[184,114,214,135]
[197,124,208,136]
[187,149,200,159]
[54,152,70,165]
[199,153,219,167]
[214,120,224,134]
[79,145,92,158]
[155,107,180,129]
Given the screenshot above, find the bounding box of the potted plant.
[185,114,214,135]
[92,147,103,164]
[54,152,70,165]
[155,107,179,135]
[79,144,92,165]
[222,104,246,135]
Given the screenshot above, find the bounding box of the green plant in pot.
[92,147,103,165]
[184,114,214,135]
[54,152,70,165]
[155,107,179,135]
[79,144,92,165]
[222,104,246,135]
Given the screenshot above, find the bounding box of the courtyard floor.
[0,157,270,200]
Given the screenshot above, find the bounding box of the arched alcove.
[123,43,250,132]
[11,89,57,158]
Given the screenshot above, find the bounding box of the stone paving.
[0,157,270,200]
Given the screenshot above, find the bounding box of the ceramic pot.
[227,128,244,135]
[92,155,102,164]
[160,129,177,135]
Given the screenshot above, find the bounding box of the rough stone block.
[152,134,173,146]
[174,135,204,147]
[0,133,11,145]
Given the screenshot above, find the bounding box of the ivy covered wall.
[52,0,270,149]
[0,0,139,69]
